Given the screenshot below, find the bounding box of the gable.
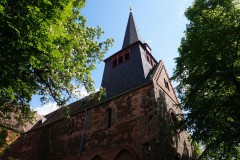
[152,60,178,104]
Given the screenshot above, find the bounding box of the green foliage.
[201,146,240,160]
[0,0,113,127]
[144,91,190,160]
[172,0,240,156]
[0,128,20,157]
[192,141,203,159]
[0,129,7,148]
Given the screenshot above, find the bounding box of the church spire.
[122,11,141,49]
[101,8,157,98]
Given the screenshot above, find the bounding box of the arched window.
[106,108,112,128]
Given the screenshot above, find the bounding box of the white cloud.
[34,102,58,116]
[33,87,100,116]
[73,86,100,99]
[73,86,89,99]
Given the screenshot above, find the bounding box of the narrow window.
[112,59,117,67]
[124,52,129,61]
[106,108,112,128]
[118,55,123,64]
[69,118,75,134]
[164,78,170,91]
[147,56,150,62]
[150,60,154,66]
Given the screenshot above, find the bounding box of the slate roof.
[122,11,141,49]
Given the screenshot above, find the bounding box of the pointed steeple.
[122,11,141,49]
[101,9,158,98]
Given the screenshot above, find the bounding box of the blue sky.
[31,0,194,115]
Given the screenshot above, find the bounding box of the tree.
[0,0,113,130]
[172,0,240,157]
[200,146,240,160]
[192,141,203,159]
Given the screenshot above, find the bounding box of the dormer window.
[112,59,117,67]
[118,55,124,64]
[124,52,129,61]
[112,49,130,68]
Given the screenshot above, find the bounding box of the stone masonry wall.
[3,84,159,160]
[152,60,194,159]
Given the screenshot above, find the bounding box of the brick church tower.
[2,10,194,160]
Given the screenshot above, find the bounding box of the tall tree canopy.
[0,0,113,127]
[172,0,240,156]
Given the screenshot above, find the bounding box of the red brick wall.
[3,84,158,160]
[2,82,194,160]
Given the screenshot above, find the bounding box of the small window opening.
[150,60,154,66]
[164,78,170,91]
[118,56,124,64]
[147,56,150,62]
[71,118,75,134]
[112,59,117,67]
[112,50,130,68]
[106,108,112,128]
[124,52,129,61]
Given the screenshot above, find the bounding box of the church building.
[2,10,194,160]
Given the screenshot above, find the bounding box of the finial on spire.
[122,8,141,49]
[130,1,133,12]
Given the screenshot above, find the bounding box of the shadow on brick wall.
[143,90,191,160]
